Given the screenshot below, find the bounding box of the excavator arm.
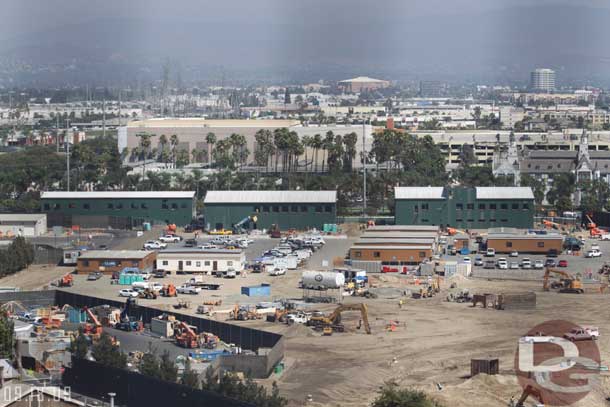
[516,385,544,407]
[543,267,575,291]
[326,303,371,334]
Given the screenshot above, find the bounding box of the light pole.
[108,392,116,407]
[362,122,367,217]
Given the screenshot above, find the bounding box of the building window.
[186,261,192,266]
[281,205,289,212]
[204,261,210,266]
[373,251,381,258]
[83,203,90,210]
[500,204,508,210]
[301,205,308,212]
[512,203,519,210]
[291,205,298,212]
[82,260,89,267]
[421,203,429,211]
[467,203,474,210]
[490,218,497,222]
[421,219,429,223]
[479,204,485,210]
[162,261,168,266]
[523,204,529,210]
[506,242,512,248]
[315,206,322,213]
[263,205,270,213]
[107,203,114,209]
[171,203,178,210]
[537,242,545,248]
[490,204,496,210]
[196,261,201,267]
[501,219,508,222]
[456,218,463,222]
[131,203,138,209]
[324,205,332,213]
[456,203,463,210]
[272,206,279,212]
[162,201,168,209]
[68,203,76,209]
[141,203,148,209]
[228,261,233,266]
[254,206,260,213]
[43,204,50,210]
[355,251,362,258]
[181,203,187,209]
[419,251,426,258]
[131,261,138,266]
[54,204,61,210]
[467,219,474,222]
[116,203,123,210]
[414,205,419,213]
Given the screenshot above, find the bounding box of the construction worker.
[398,299,403,309]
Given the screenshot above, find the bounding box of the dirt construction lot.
[4,231,610,407]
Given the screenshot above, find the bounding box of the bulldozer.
[160,284,177,297]
[57,273,74,287]
[231,304,262,321]
[543,267,584,294]
[138,288,158,299]
[307,303,371,335]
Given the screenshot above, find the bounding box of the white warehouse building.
[156,249,246,274]
[0,214,47,237]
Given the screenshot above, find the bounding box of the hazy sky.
[3,0,610,85]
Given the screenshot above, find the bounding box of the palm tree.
[343,132,358,171]
[158,134,168,161]
[170,134,179,168]
[322,131,334,173]
[205,132,216,167]
[136,133,156,178]
[301,135,312,172]
[312,134,322,173]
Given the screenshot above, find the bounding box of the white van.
[486,248,496,257]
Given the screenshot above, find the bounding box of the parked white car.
[496,258,508,269]
[509,251,519,257]
[485,248,496,257]
[143,240,167,250]
[509,262,519,269]
[119,289,139,298]
[268,267,287,276]
[177,285,201,294]
[200,244,218,250]
[521,258,532,269]
[159,235,181,243]
[533,260,544,269]
[462,257,471,265]
[224,268,237,278]
[585,249,602,258]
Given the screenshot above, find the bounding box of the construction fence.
[63,358,254,407]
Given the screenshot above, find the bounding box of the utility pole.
[55,111,59,152]
[66,119,70,192]
[362,122,367,217]
[118,89,121,127]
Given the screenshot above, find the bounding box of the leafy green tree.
[159,350,178,382]
[91,333,127,369]
[180,358,200,388]
[580,179,610,213]
[0,311,15,360]
[70,328,89,359]
[546,174,576,211]
[371,380,444,407]
[520,174,546,205]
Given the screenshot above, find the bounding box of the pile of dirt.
[339,223,363,237]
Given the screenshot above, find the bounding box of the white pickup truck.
[286,312,310,325]
[159,235,181,243]
[564,326,599,341]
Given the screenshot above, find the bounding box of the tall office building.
[530,68,556,92]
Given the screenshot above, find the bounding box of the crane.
[542,219,561,229]
[307,303,371,334]
[514,384,544,407]
[232,215,258,234]
[543,267,584,294]
[585,214,603,237]
[175,321,199,348]
[83,307,103,338]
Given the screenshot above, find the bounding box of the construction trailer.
[349,245,433,265]
[156,248,245,274]
[485,233,564,254]
[76,250,156,274]
[203,190,337,231]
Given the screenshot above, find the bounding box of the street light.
[108,392,116,407]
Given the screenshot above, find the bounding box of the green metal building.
[41,191,196,228]
[203,190,337,231]
[394,187,534,229]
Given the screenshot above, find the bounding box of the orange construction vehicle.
[447,227,468,236]
[175,322,199,348]
[515,384,544,407]
[542,219,561,229]
[165,223,177,235]
[160,284,177,297]
[543,267,584,294]
[586,214,604,238]
[57,274,73,287]
[83,307,103,339]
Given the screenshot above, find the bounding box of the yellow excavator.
[307,303,371,335]
[543,267,584,294]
